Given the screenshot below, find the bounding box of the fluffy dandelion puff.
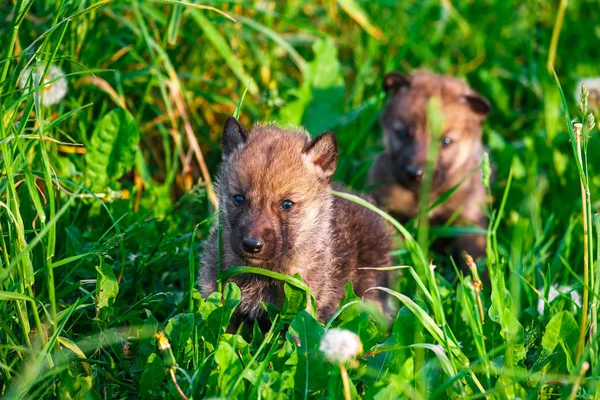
[18,64,67,107]
[319,329,363,364]
[537,284,582,315]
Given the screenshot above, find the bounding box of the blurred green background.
[2,0,600,398]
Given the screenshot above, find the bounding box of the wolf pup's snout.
[242,237,264,253]
[405,165,423,182]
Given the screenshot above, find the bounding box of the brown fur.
[367,71,491,260]
[200,117,391,326]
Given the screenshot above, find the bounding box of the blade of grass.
[189,10,258,96]
[218,266,315,301]
[336,0,384,40]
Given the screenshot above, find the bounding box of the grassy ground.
[1,0,600,398]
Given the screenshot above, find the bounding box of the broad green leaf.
[165,313,194,350]
[331,283,386,351]
[371,380,402,400]
[325,282,361,329]
[280,38,344,133]
[139,313,159,357]
[488,286,526,363]
[222,281,242,311]
[302,39,345,134]
[191,288,204,314]
[410,343,460,392]
[215,341,244,398]
[287,310,327,397]
[280,280,308,322]
[58,372,100,400]
[541,311,578,354]
[85,108,140,192]
[488,263,526,397]
[140,353,165,400]
[95,260,118,320]
[250,319,264,350]
[205,283,241,346]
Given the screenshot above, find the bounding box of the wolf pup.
[368,71,491,260]
[200,117,391,326]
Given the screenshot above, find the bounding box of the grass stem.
[574,123,589,362]
[592,214,600,338]
[567,361,589,400]
[547,0,568,74]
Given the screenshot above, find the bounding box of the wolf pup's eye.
[441,137,452,147]
[396,128,408,138]
[233,195,245,205]
[281,200,294,211]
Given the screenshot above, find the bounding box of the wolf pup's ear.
[463,93,491,117]
[302,132,338,181]
[222,116,249,157]
[383,72,410,94]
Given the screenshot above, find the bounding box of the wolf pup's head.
[380,71,490,193]
[217,117,338,271]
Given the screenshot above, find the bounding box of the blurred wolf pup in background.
[200,117,391,328]
[368,71,491,262]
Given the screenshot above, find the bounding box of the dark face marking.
[226,190,297,267]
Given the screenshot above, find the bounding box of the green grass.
[1,0,600,398]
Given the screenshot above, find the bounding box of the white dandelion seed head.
[18,64,68,107]
[536,284,582,315]
[319,328,363,364]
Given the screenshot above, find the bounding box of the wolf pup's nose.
[242,237,264,254]
[406,166,424,182]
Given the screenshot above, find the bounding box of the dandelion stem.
[339,363,351,400]
[170,368,189,400]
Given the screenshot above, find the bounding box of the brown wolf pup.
[367,71,491,261]
[200,117,391,326]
